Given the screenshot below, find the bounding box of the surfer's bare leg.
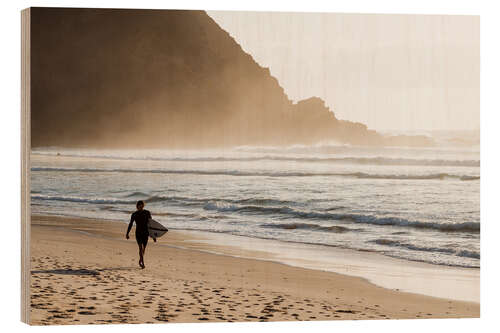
[138,244,145,268]
[141,243,147,268]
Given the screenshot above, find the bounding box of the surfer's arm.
[126,214,134,238]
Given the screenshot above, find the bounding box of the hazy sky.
[208,11,479,132]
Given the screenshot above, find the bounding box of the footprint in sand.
[78,311,96,315]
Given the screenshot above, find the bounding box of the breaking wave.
[202,201,479,233]
[260,222,351,233]
[31,167,479,181]
[30,193,298,208]
[31,151,479,167]
[31,194,135,205]
[370,238,480,259]
[31,193,480,233]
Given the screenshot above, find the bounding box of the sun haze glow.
[208,11,479,132]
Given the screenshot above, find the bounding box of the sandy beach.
[29,214,479,325]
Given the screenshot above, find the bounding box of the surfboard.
[148,219,168,239]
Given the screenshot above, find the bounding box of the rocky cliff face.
[30,8,433,148]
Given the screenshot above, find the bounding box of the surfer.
[126,200,151,269]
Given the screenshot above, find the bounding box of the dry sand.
[29,215,479,325]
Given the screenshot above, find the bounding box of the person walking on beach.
[126,200,151,269]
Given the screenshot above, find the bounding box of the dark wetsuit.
[127,209,151,246]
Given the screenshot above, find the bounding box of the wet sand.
[29,215,479,325]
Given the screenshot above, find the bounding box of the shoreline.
[32,213,480,302]
[29,214,479,325]
[163,229,480,303]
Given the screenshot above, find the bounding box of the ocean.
[31,143,480,269]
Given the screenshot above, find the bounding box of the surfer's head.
[136,200,145,210]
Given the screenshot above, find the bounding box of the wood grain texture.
[21,7,31,325]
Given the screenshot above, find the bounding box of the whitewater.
[30,143,480,268]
